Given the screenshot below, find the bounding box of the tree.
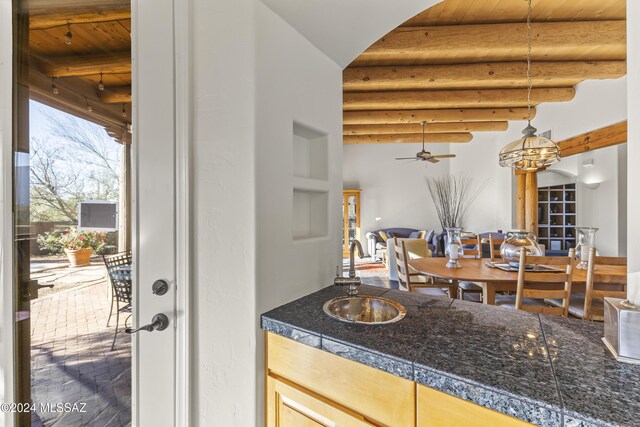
[30,113,121,223]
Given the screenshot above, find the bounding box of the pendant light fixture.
[499,0,560,171]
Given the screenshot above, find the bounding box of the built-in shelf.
[538,183,576,252]
[292,121,329,241]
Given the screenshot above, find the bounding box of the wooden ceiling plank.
[343,87,575,111]
[343,61,625,91]
[41,51,131,77]
[99,85,132,103]
[351,20,626,67]
[29,9,131,30]
[343,122,508,135]
[343,108,534,124]
[344,133,473,144]
[557,121,627,157]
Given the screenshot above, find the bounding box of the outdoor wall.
[342,143,452,255]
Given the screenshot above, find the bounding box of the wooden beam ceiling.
[344,61,626,92]
[41,51,131,77]
[351,20,626,67]
[344,122,508,135]
[344,88,575,111]
[344,108,534,125]
[557,121,627,157]
[344,133,473,144]
[342,0,626,145]
[99,86,132,103]
[29,9,131,30]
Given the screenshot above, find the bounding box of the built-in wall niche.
[292,121,328,181]
[292,121,329,241]
[538,183,576,253]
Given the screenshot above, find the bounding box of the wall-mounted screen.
[78,201,118,232]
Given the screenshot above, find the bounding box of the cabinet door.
[417,385,532,427]
[267,376,375,427]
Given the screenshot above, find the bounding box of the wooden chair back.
[460,235,481,259]
[488,234,504,260]
[584,248,627,320]
[393,238,411,287]
[515,248,575,316]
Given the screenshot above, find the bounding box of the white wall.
[343,143,454,254]
[191,0,257,425]
[448,77,627,254]
[190,1,344,425]
[254,0,343,418]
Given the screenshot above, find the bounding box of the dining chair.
[458,235,483,301]
[496,248,575,316]
[546,248,626,321]
[488,234,504,260]
[393,238,455,297]
[104,251,133,350]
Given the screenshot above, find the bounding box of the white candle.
[449,243,460,260]
[630,272,640,306]
[580,245,591,261]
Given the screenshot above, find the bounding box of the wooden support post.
[516,173,526,230]
[525,172,539,237]
[118,140,132,252]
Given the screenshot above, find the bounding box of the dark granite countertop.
[261,285,640,427]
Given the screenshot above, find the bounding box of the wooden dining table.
[408,257,627,304]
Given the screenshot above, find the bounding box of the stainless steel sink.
[323,295,406,325]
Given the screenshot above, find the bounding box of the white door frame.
[0,0,191,425]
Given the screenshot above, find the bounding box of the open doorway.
[12,1,132,425]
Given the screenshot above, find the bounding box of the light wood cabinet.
[265,332,533,427]
[417,385,532,427]
[342,190,361,257]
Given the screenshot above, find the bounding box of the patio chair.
[103,251,132,350]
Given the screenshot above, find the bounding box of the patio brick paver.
[30,265,131,427]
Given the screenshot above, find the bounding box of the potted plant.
[60,228,107,267]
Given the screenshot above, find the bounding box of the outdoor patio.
[30,263,131,427]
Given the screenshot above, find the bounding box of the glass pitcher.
[575,227,598,270]
[500,230,543,267]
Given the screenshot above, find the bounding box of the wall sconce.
[584,181,601,190]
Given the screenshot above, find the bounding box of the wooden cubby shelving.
[537,183,576,253]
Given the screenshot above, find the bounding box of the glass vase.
[500,230,543,267]
[575,227,598,270]
[445,227,463,268]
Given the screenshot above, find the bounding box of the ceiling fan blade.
[427,158,440,163]
[395,157,419,160]
[431,154,456,159]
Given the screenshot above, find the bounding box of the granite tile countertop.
[261,285,640,427]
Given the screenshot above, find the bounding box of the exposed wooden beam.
[29,8,130,29]
[516,173,526,231]
[343,88,575,111]
[41,51,131,77]
[344,133,472,144]
[29,67,130,143]
[343,108,534,125]
[352,21,626,66]
[344,61,626,91]
[99,85,132,103]
[344,122,508,135]
[557,121,627,157]
[525,172,538,237]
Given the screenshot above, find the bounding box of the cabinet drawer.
[267,376,375,427]
[417,385,533,427]
[266,332,415,427]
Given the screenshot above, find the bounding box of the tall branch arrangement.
[425,175,489,229]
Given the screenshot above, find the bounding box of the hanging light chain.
[526,0,533,125]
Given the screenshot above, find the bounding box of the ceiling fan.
[395,121,456,164]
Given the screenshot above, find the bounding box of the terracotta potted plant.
[61,228,107,267]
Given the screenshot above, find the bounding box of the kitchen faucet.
[334,240,364,296]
